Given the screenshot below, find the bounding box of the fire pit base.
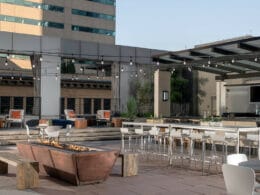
[17,142,119,185]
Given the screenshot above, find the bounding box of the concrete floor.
[0,140,227,195]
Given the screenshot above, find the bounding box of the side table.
[75,118,88,129]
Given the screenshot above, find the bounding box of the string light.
[39,57,42,61]
[115,75,119,79]
[188,66,192,72]
[121,67,124,72]
[183,60,186,65]
[32,64,35,68]
[156,60,160,66]
[129,56,133,66]
[202,64,205,68]
[255,57,258,62]
[231,58,235,63]
[5,59,8,66]
[101,55,104,65]
[56,64,60,70]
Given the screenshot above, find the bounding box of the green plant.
[126,96,137,120]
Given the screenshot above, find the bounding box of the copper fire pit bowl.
[17,141,119,185]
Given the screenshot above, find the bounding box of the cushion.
[68,111,76,118]
[104,111,110,119]
[11,111,21,119]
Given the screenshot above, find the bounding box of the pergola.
[152,36,260,80]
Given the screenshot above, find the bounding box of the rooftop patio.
[0,140,226,195]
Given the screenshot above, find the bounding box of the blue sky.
[116,0,260,51]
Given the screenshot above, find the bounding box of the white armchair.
[44,126,62,141]
[64,109,77,121]
[5,109,24,128]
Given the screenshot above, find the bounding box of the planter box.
[17,142,119,185]
[200,121,222,127]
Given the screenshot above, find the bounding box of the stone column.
[39,55,61,119]
[154,70,171,117]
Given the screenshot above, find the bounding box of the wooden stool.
[119,152,138,177]
[0,152,39,189]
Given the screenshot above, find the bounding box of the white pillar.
[40,55,61,118]
[216,81,226,116]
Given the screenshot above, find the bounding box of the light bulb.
[231,58,235,63]
[156,60,160,66]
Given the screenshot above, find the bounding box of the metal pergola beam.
[212,64,246,74]
[232,62,260,72]
[238,43,260,52]
[211,47,238,55]
[193,66,227,75]
[216,72,260,80]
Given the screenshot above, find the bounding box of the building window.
[72,9,115,21]
[14,97,23,109]
[71,25,115,36]
[84,98,92,114]
[60,97,65,115]
[67,98,75,110]
[26,97,33,114]
[88,0,115,6]
[104,99,110,110]
[0,0,64,13]
[0,96,10,114]
[94,99,101,114]
[0,14,64,29]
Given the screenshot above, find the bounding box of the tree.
[126,96,137,120]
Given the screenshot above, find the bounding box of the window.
[72,25,115,36]
[14,97,23,109]
[67,98,75,110]
[84,98,92,114]
[94,99,101,114]
[104,99,110,110]
[26,97,33,114]
[88,0,115,6]
[0,0,64,13]
[60,97,65,115]
[72,9,115,21]
[0,96,10,114]
[250,86,260,102]
[0,14,64,29]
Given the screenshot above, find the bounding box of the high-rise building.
[0,0,115,44]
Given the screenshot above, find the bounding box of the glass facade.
[0,0,64,13]
[13,96,23,109]
[88,0,115,6]
[72,9,115,21]
[84,98,92,114]
[72,25,115,36]
[0,15,64,29]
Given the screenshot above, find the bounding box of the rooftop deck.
[0,140,227,195]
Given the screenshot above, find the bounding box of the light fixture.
[162,91,169,101]
[6,54,10,59]
[231,58,235,63]
[87,76,90,80]
[37,77,40,81]
[32,64,35,68]
[80,66,83,71]
[115,75,119,79]
[255,57,258,62]
[101,56,104,65]
[135,73,138,77]
[156,60,160,66]
[188,66,192,72]
[11,76,14,80]
[183,60,186,65]
[208,59,211,65]
[55,74,58,80]
[139,68,143,73]
[56,65,60,70]
[33,76,36,80]
[19,77,22,81]
[121,67,124,72]
[39,57,42,62]
[215,64,218,67]
[129,56,133,66]
[202,64,205,68]
[5,58,8,66]
[101,68,105,72]
[72,59,75,63]
[171,68,175,74]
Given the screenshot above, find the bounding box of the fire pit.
[17,141,119,185]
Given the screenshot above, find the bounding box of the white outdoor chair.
[25,124,40,142]
[44,126,62,141]
[5,109,24,128]
[64,109,77,121]
[227,153,248,165]
[120,127,132,152]
[222,164,260,195]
